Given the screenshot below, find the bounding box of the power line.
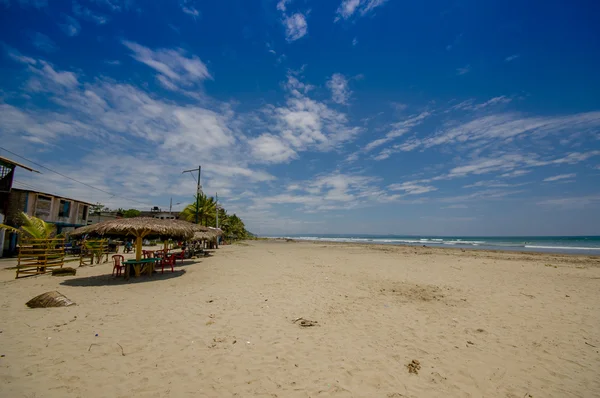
[0,146,147,205]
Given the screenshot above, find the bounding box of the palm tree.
[0,212,56,239]
[180,194,217,226]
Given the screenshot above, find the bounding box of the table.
[123,258,160,278]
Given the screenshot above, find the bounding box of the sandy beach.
[1,240,599,397]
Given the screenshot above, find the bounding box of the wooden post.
[135,235,142,261]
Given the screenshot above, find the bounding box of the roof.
[11,188,95,206]
[0,156,40,173]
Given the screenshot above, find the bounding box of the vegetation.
[123,209,141,218]
[180,194,251,239]
[0,212,56,239]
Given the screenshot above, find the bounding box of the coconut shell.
[26,291,76,308]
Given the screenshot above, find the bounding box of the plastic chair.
[112,255,125,277]
[174,249,185,264]
[142,250,154,259]
[158,254,175,274]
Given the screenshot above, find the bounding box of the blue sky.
[1,0,599,236]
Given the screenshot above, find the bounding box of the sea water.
[266,235,600,255]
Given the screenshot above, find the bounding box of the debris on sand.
[406,359,421,374]
[26,291,75,308]
[52,267,77,276]
[292,317,318,327]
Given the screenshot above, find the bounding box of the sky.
[0,0,599,236]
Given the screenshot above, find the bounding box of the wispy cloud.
[29,32,57,53]
[122,40,211,93]
[456,65,471,75]
[500,170,531,178]
[104,59,121,65]
[366,111,431,156]
[377,111,600,160]
[180,0,199,18]
[388,182,437,195]
[446,33,463,51]
[505,54,520,62]
[327,73,351,105]
[73,1,109,24]
[537,195,600,208]
[543,173,576,182]
[335,0,389,22]
[10,0,47,8]
[59,14,81,37]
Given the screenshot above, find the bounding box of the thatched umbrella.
[71,218,206,261]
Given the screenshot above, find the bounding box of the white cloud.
[73,1,109,24]
[249,134,297,163]
[505,54,520,62]
[30,32,57,53]
[181,2,199,18]
[104,59,121,65]
[4,45,36,64]
[246,73,361,162]
[543,173,576,182]
[352,37,358,46]
[122,40,211,92]
[283,13,308,42]
[327,73,351,105]
[335,0,389,21]
[456,65,471,75]
[276,0,291,12]
[26,61,79,93]
[59,14,81,37]
[388,182,437,195]
[335,0,361,20]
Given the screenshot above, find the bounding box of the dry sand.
[1,240,599,397]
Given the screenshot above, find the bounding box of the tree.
[123,209,141,218]
[180,193,216,226]
[90,202,104,215]
[0,212,56,239]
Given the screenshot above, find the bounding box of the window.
[59,200,71,218]
[35,195,52,219]
[78,204,88,221]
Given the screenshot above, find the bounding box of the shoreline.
[258,238,600,263]
[263,237,600,258]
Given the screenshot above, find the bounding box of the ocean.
[266,235,600,255]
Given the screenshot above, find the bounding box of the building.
[139,206,179,220]
[1,156,39,257]
[2,188,92,256]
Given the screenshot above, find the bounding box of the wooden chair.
[112,255,125,277]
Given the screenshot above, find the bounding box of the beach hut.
[71,218,201,261]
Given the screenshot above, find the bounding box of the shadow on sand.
[60,269,186,287]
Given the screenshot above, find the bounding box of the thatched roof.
[71,218,208,239]
[192,228,223,241]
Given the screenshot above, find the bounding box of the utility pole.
[215,192,218,229]
[182,166,202,224]
[215,192,219,248]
